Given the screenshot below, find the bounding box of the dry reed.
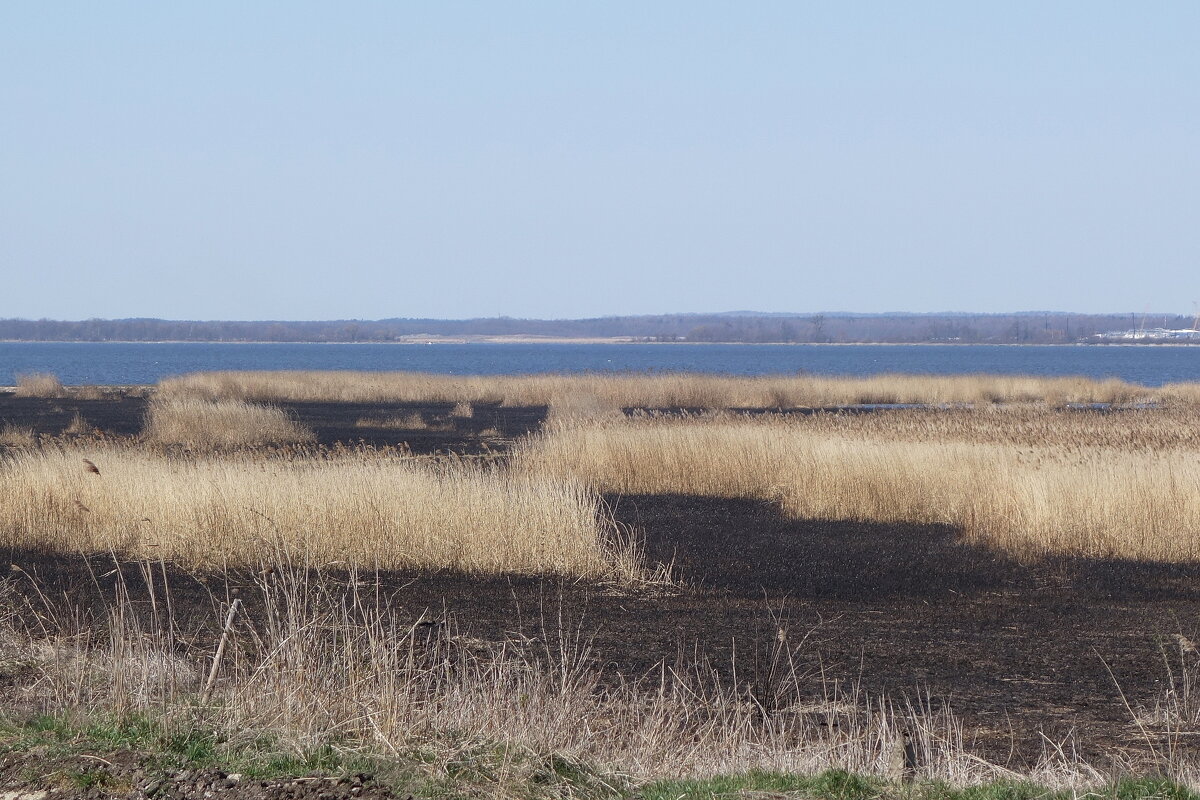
[516,409,1200,562]
[156,370,1187,409]
[0,563,988,785]
[73,385,111,400]
[355,412,430,429]
[0,423,36,448]
[0,446,634,579]
[7,561,1194,787]
[63,411,93,436]
[13,372,66,398]
[143,396,316,449]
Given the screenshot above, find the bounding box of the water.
[1,342,1199,386]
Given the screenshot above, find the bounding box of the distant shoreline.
[2,337,1200,347]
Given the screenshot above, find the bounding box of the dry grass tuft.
[451,401,474,418]
[355,412,430,430]
[63,412,94,436]
[143,396,316,449]
[14,372,66,398]
[72,385,111,400]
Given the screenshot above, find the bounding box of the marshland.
[5,369,1200,798]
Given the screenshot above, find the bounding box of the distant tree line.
[0,313,1192,344]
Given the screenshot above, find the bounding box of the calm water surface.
[1,342,1199,386]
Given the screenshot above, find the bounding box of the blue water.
[1,342,1199,386]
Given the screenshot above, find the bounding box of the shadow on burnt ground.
[608,493,1022,599]
[608,492,1200,603]
[278,400,547,452]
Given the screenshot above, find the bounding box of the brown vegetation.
[516,407,1200,562]
[0,561,992,786]
[143,396,316,449]
[354,412,432,430]
[13,371,66,398]
[0,423,36,447]
[0,445,632,578]
[156,370,1188,409]
[62,411,94,436]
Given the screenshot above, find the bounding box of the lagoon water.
[2,342,1200,386]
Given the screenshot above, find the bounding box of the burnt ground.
[279,399,547,453]
[0,390,547,453]
[2,392,1200,773]
[0,392,151,438]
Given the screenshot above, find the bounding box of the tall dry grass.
[0,563,992,785]
[779,404,1200,450]
[157,369,1187,409]
[13,371,66,398]
[8,561,1194,786]
[516,409,1200,562]
[143,396,316,449]
[0,423,36,447]
[0,445,635,579]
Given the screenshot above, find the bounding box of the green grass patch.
[4,715,1200,800]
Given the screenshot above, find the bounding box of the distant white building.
[1092,327,1200,342]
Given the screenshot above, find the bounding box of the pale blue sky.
[2,2,1197,319]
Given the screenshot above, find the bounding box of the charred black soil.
[279,399,546,452]
[0,391,547,452]
[0,392,150,437]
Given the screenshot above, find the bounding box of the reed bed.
[516,409,1200,562]
[770,404,1200,451]
[0,446,633,579]
[143,396,316,449]
[157,369,1185,409]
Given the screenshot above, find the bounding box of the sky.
[2,2,1197,320]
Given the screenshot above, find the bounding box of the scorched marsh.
[6,376,1200,788]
